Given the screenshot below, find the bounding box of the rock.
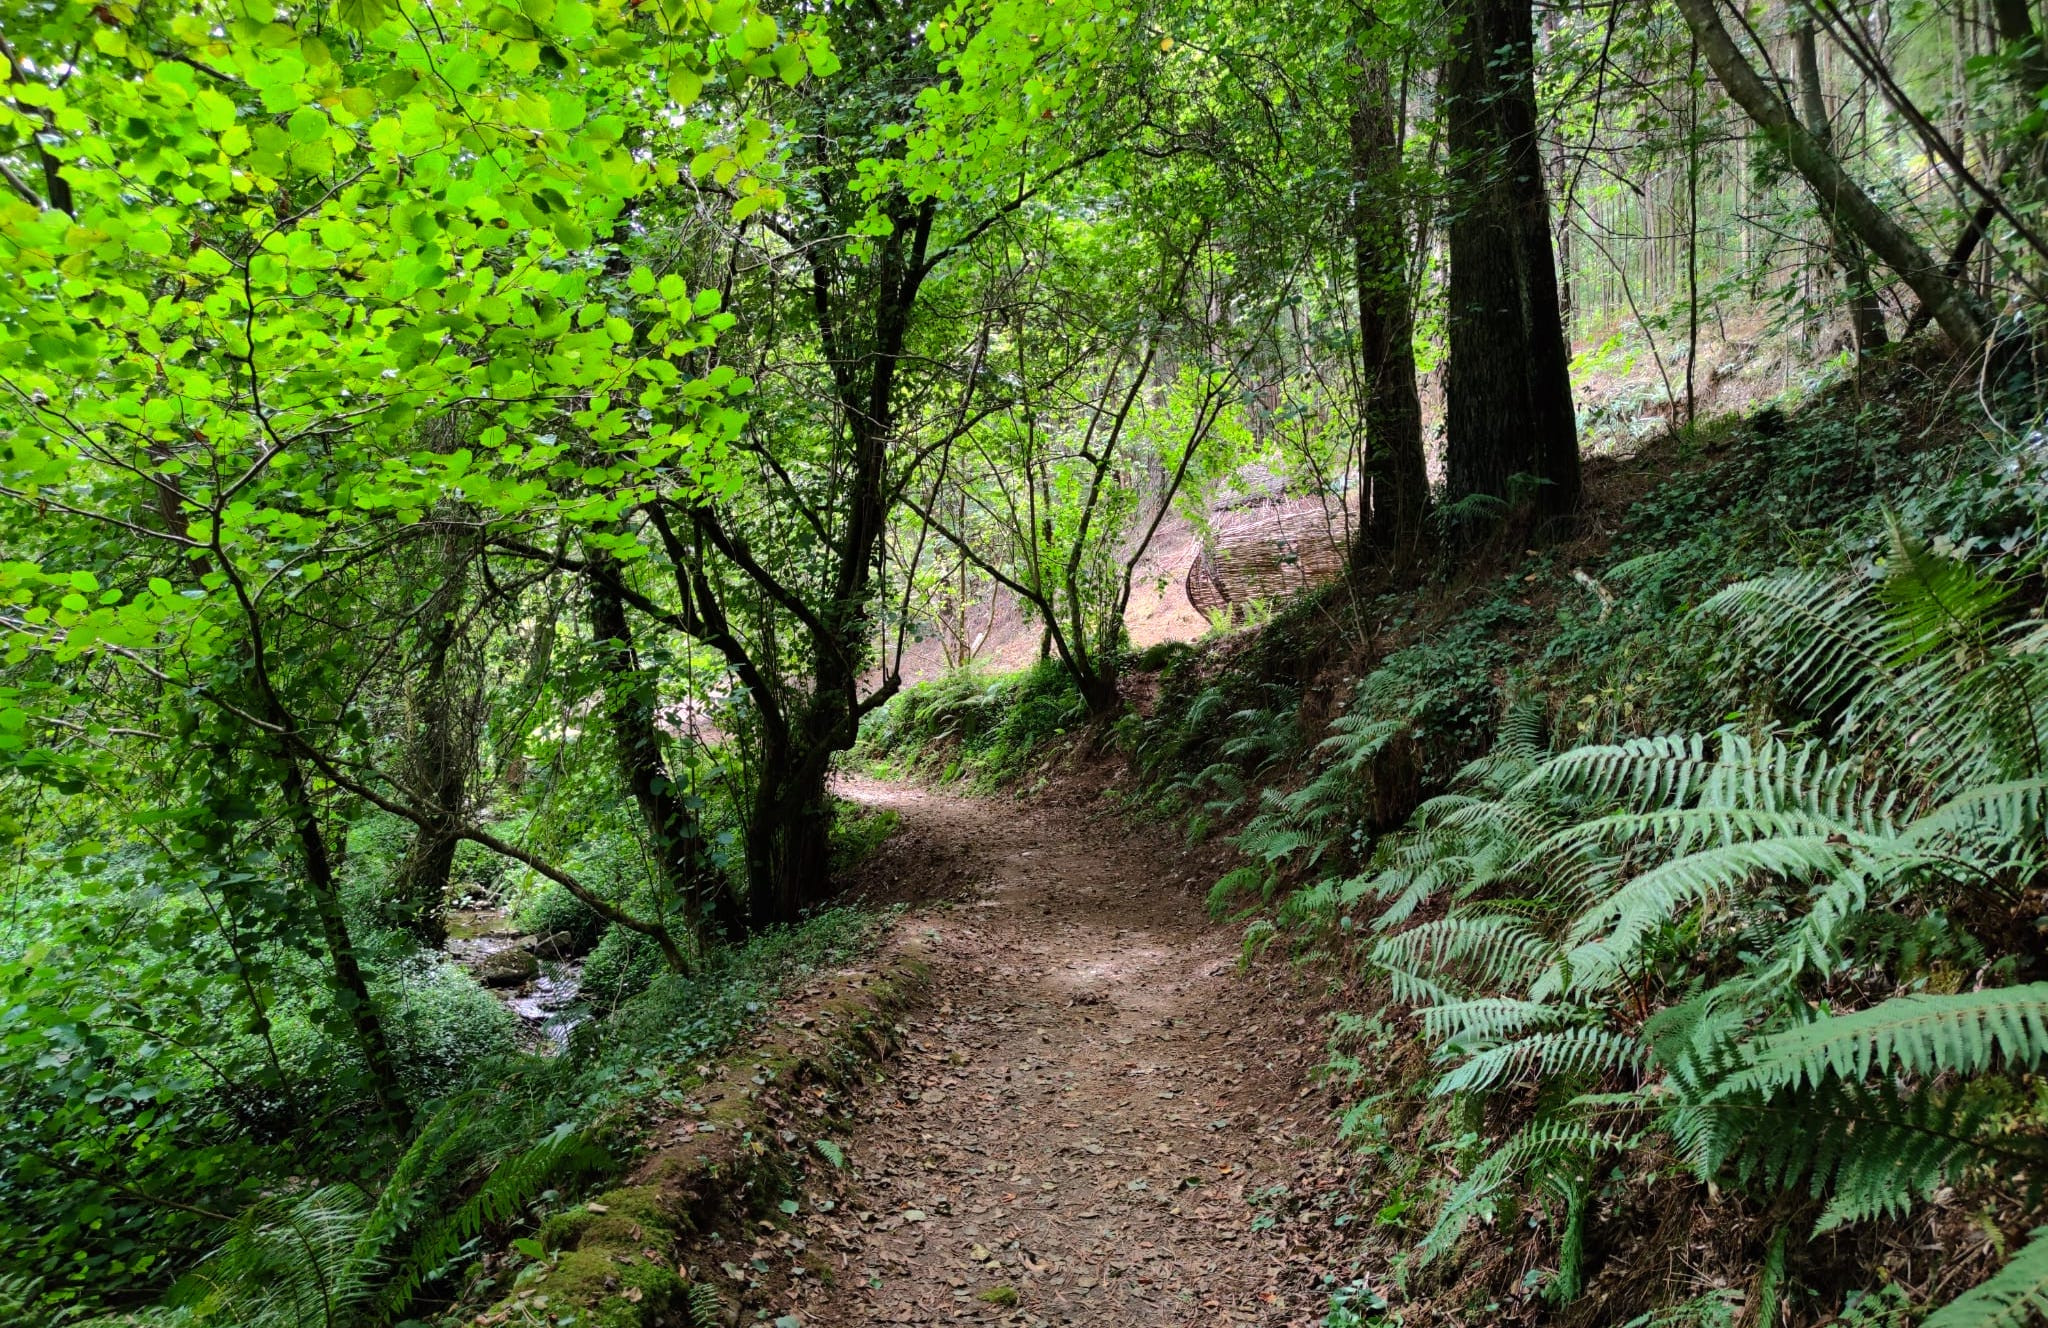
[528,930,579,958]
[477,948,539,987]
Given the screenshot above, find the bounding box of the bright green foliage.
[858,659,1088,786]
[0,0,849,1309]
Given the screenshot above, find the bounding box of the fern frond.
[1666,1077,2036,1229]
[1713,984,2048,1097]
[1922,1227,2048,1328]
[1537,733,1718,811]
[1433,1027,1645,1096]
[1699,571,1891,724]
[184,1184,377,1328]
[1416,1116,1624,1265]
[687,1279,728,1327]
[1417,997,1580,1045]
[1559,835,1847,979]
[1373,914,1555,999]
[398,1126,602,1314]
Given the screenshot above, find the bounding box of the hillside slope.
[863,343,2048,1328]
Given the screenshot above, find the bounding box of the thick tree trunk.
[1442,0,1581,534]
[744,750,835,932]
[744,201,932,928]
[392,544,471,947]
[587,552,736,948]
[1671,0,1987,349]
[1349,38,1430,567]
[1794,20,1889,355]
[1077,656,1121,718]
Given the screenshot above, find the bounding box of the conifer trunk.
[1349,37,1429,566]
[1442,0,1581,533]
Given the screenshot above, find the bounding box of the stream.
[445,908,591,1052]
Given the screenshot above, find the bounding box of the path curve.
[772,776,1338,1327]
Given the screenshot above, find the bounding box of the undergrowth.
[856,657,1089,787]
[861,351,2048,1326]
[6,908,878,1327]
[1163,359,2048,1325]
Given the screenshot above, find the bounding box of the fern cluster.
[1313,522,2048,1323]
[74,1096,603,1328]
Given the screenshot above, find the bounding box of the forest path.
[771,775,1338,1327]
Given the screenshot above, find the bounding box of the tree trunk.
[1991,0,2048,104]
[1794,20,1889,355]
[587,551,736,948]
[1349,35,1429,567]
[1077,656,1121,718]
[1671,0,1987,349]
[1442,0,1581,534]
[278,749,409,1127]
[744,719,838,931]
[392,542,472,947]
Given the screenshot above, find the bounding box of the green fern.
[1666,1074,2035,1230]
[1298,526,2048,1309]
[153,1102,602,1328]
[1923,1228,2048,1328]
[1714,984,2048,1096]
[1432,1027,1645,1096]
[1416,1115,1628,1267]
[686,1278,727,1326]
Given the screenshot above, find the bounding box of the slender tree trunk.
[278,750,409,1127]
[587,551,735,948]
[1442,0,1581,533]
[1671,0,1987,349]
[1794,20,1889,354]
[1349,33,1430,568]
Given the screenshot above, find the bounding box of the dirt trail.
[772,776,1339,1327]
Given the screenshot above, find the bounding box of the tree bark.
[744,747,836,932]
[740,197,931,930]
[392,541,473,947]
[587,551,735,949]
[1349,35,1430,567]
[1442,0,1581,533]
[277,749,410,1127]
[1671,0,1987,349]
[1793,19,1889,355]
[1991,0,2048,104]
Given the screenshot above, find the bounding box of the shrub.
[514,880,605,951]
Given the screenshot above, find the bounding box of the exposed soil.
[767,775,1345,1327]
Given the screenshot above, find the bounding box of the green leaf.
[334,0,392,30]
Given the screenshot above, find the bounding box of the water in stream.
[444,909,591,1052]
